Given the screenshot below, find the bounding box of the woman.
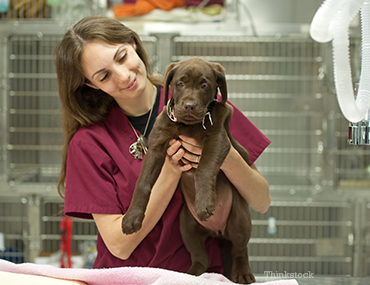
[56,15,271,272]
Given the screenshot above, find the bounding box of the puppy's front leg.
[194,132,230,221]
[121,149,166,235]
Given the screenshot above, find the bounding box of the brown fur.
[121,57,255,284]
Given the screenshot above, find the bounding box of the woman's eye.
[100,73,110,82]
[118,52,127,63]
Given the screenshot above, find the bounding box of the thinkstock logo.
[264,271,314,279]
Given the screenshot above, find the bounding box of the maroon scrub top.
[64,86,271,271]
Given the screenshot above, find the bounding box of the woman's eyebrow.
[91,46,123,80]
[92,68,106,80]
[113,46,124,61]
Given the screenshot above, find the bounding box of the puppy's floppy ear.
[211,62,227,104]
[164,62,179,104]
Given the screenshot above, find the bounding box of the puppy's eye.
[177,82,184,87]
[201,83,208,89]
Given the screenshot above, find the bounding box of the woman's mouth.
[124,78,137,91]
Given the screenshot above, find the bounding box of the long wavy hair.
[56,15,162,198]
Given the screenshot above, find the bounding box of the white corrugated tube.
[310,0,370,123]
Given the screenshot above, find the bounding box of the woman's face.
[81,41,147,101]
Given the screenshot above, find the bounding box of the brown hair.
[56,15,162,198]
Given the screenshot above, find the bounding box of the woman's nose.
[114,65,130,83]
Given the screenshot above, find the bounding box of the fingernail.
[169,139,176,145]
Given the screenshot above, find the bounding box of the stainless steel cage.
[0,20,369,277]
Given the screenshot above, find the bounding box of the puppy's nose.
[184,101,196,112]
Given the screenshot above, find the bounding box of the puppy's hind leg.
[219,239,233,280]
[180,204,210,276]
[226,192,255,284]
[231,243,255,284]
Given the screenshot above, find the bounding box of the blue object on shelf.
[0,0,9,13]
[267,216,277,235]
[0,247,25,263]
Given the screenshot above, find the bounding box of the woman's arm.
[220,145,271,213]
[92,140,191,260]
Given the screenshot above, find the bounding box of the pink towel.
[0,259,298,285]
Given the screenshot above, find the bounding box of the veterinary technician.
[55,15,271,272]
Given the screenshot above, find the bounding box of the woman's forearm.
[220,146,271,213]
[93,156,182,260]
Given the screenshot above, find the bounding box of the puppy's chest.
[175,124,203,135]
[168,117,223,141]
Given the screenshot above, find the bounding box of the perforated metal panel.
[41,199,97,257]
[250,201,354,276]
[0,198,27,263]
[6,34,62,184]
[173,36,326,194]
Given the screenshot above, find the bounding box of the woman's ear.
[85,80,99,90]
[131,39,137,50]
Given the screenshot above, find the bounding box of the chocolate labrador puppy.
[121,57,255,284]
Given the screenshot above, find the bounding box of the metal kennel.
[0,16,369,277]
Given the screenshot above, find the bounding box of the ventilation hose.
[310,0,370,123]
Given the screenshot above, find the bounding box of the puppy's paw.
[195,192,216,221]
[196,206,215,221]
[186,260,209,276]
[196,203,215,221]
[233,271,256,284]
[187,266,206,276]
[121,210,145,235]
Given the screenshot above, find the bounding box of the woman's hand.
[167,135,202,171]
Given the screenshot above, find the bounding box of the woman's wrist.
[162,155,183,181]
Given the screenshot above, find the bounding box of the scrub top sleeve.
[64,139,122,219]
[228,100,271,165]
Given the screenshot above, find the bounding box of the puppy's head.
[164,57,227,125]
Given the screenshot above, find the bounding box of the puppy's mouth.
[178,109,205,123]
[166,100,205,122]
[167,103,205,125]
